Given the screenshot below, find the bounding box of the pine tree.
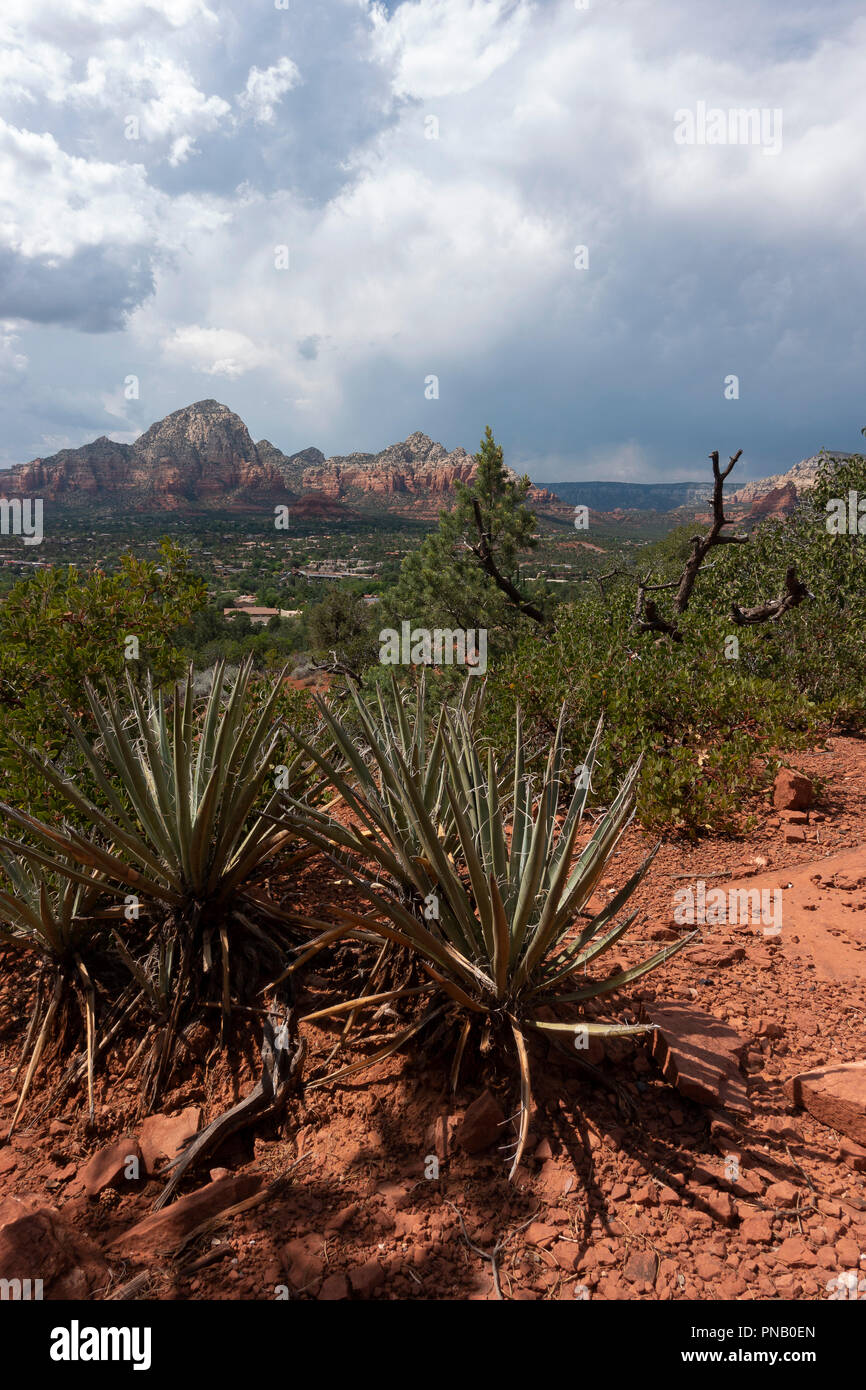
[385,427,544,639]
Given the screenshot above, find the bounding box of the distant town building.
[223,606,298,625]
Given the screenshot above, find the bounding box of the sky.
[1,0,865,485]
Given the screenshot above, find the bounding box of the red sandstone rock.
[774,1236,816,1267]
[840,1137,866,1172]
[284,1235,325,1288]
[622,1248,657,1285]
[773,769,814,811]
[645,1002,749,1112]
[138,1107,201,1175]
[349,1261,385,1297]
[108,1174,262,1260]
[4,401,293,512]
[456,1090,505,1154]
[79,1137,143,1197]
[318,1273,349,1300]
[740,1214,773,1242]
[0,1194,109,1298]
[785,1062,866,1145]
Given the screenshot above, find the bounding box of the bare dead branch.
[730,565,813,625]
[613,448,812,640]
[671,450,748,616]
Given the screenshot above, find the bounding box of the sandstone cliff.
[728,452,853,506]
[4,401,294,512]
[261,429,559,517]
[3,405,557,518]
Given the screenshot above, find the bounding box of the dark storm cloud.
[0,246,156,332]
[1,0,865,480]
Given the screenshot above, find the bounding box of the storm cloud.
[1,0,864,481]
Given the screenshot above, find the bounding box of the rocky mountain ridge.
[262,429,559,517]
[3,401,853,520]
[4,401,292,512]
[2,404,556,518]
[728,452,854,505]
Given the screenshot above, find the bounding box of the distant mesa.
[259,427,559,518]
[1,403,853,521]
[1,402,552,519]
[2,400,294,513]
[739,481,800,524]
[728,452,854,506]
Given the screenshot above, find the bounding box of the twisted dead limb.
[152,1005,306,1210]
[446,1199,539,1300]
[598,448,811,641]
[731,564,813,625]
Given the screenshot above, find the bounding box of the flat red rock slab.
[785,1062,866,1146]
[0,1194,108,1298]
[138,1107,201,1176]
[644,1001,750,1113]
[107,1173,263,1261]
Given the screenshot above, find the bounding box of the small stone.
[645,1002,749,1112]
[775,1236,816,1268]
[773,770,814,811]
[348,1261,384,1297]
[786,1063,866,1145]
[79,1137,143,1197]
[138,1107,201,1175]
[695,1253,723,1280]
[835,1237,861,1267]
[525,1222,558,1248]
[840,1138,866,1172]
[701,1191,737,1226]
[456,1090,505,1154]
[766,1181,800,1208]
[318,1273,350,1301]
[622,1249,657,1285]
[740,1214,773,1243]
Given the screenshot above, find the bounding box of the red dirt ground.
[1,735,864,1301]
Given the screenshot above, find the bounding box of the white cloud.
[160,325,270,377]
[369,0,531,98]
[238,57,300,124]
[0,121,157,258]
[0,0,216,30]
[0,42,72,104]
[2,0,866,472]
[0,327,28,380]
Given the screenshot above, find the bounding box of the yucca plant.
[274,672,498,1025]
[282,672,489,901]
[0,657,318,1102]
[0,855,120,1133]
[281,695,694,1176]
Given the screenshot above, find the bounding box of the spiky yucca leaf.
[282,672,489,898]
[0,658,305,911]
[0,852,107,959]
[282,693,694,1177]
[0,855,115,1133]
[0,658,319,1107]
